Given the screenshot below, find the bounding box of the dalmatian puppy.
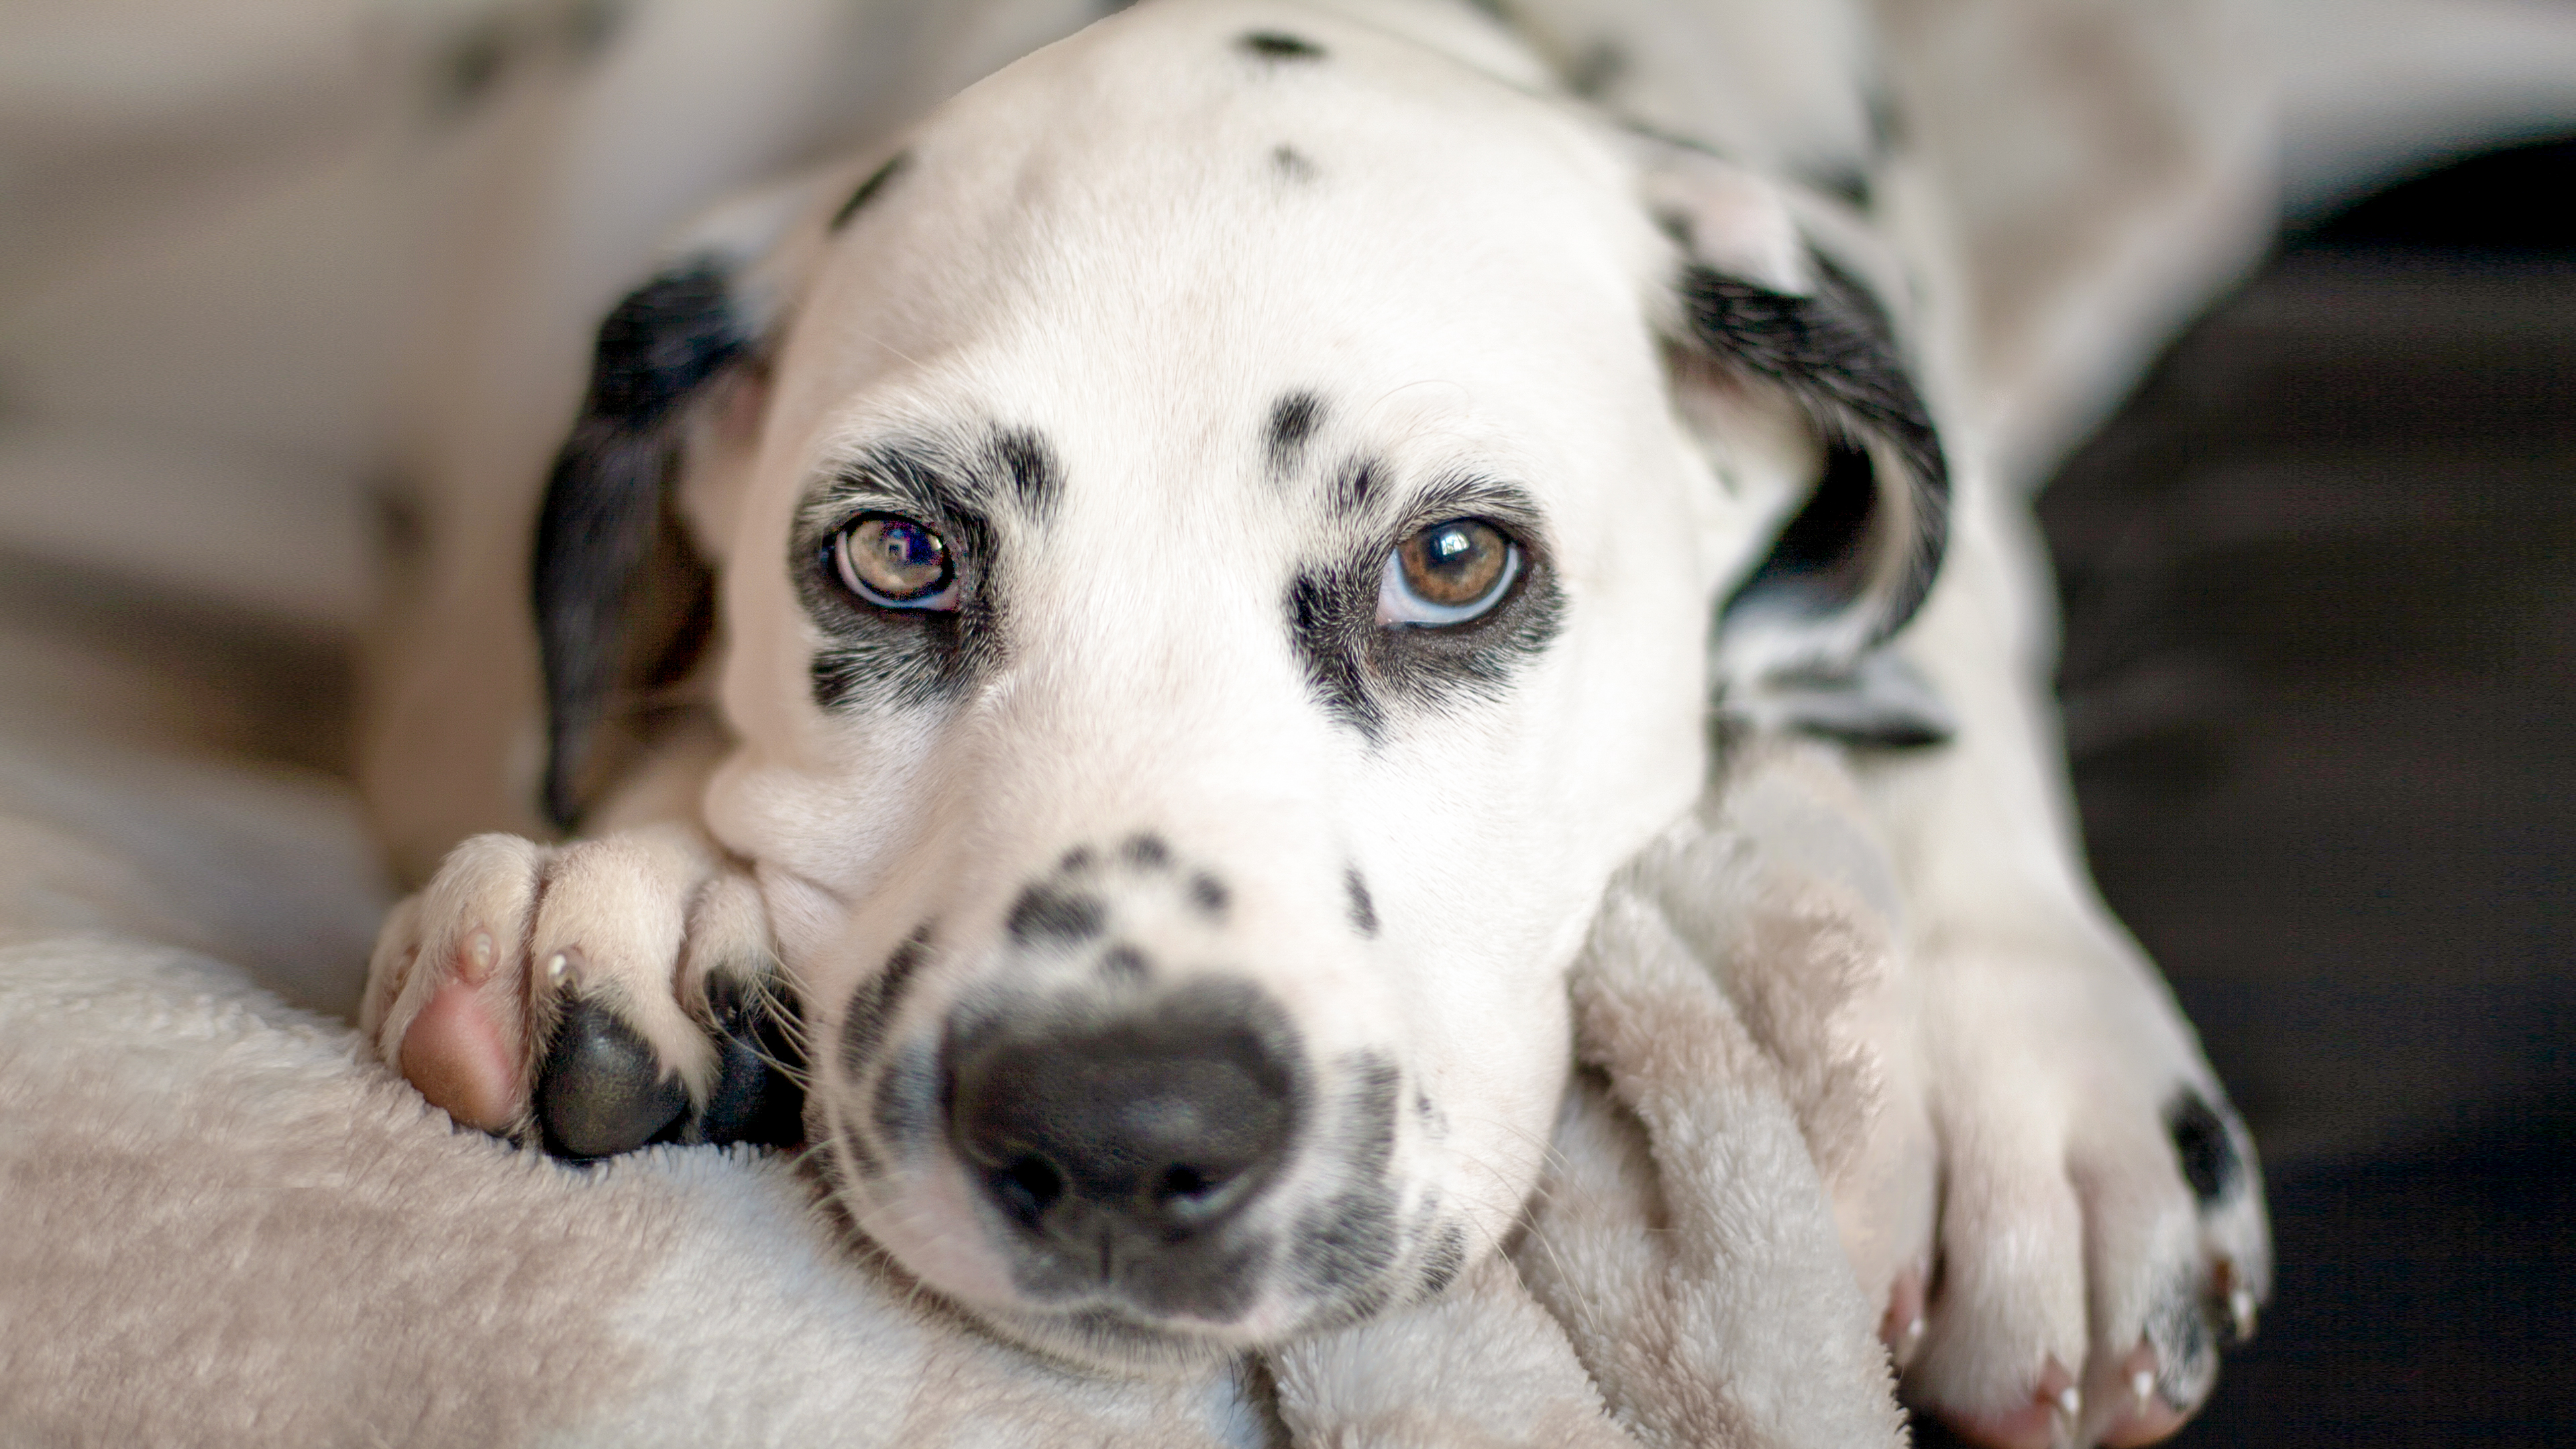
[360,0,2269,1443]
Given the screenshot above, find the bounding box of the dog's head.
[531,0,1943,1371]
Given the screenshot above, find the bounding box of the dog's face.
[535,0,1942,1371]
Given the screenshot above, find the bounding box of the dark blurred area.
[2037,135,2576,1445]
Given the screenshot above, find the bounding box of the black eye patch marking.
[827,150,910,233]
[1268,392,1324,475]
[1284,476,1564,739]
[2164,1087,2245,1207]
[1007,883,1109,946]
[1238,30,1325,61]
[1271,144,1316,183]
[1344,867,1379,938]
[797,428,1063,713]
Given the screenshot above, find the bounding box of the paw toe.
[536,995,691,1159]
[398,978,524,1133]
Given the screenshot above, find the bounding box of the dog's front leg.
[362,739,802,1159]
[1851,475,2272,1447]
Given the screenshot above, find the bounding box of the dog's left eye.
[1377,518,1520,627]
[834,514,959,610]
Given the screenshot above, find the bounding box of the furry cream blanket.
[0,717,1901,1447]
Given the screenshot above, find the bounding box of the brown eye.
[835,514,957,609]
[1378,518,1519,626]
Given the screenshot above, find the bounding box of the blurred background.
[1,1,2569,1442]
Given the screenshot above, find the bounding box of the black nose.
[949,985,1299,1242]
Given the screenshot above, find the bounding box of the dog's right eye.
[833,514,959,609]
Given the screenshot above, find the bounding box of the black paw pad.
[2163,1088,2245,1207]
[688,973,806,1148]
[537,998,690,1159]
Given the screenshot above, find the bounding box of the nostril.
[1157,1164,1212,1200]
[992,1153,1067,1223]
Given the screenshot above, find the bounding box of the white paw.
[1880,924,2271,1449]
[1658,739,2271,1448]
[360,826,803,1157]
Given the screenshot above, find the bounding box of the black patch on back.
[828,150,910,233]
[1271,144,1316,182]
[2165,1088,2244,1206]
[1566,40,1627,99]
[1008,883,1109,945]
[1267,392,1324,474]
[1344,867,1379,937]
[1239,30,1326,61]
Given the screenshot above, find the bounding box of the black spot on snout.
[1239,30,1325,60]
[1188,873,1230,918]
[827,150,910,233]
[840,928,932,1083]
[1008,883,1108,945]
[1419,1222,1468,1299]
[2165,1088,2245,1206]
[1344,867,1379,937]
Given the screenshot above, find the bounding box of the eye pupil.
[838,514,955,605]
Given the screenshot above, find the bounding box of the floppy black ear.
[1660,206,1953,747]
[532,258,749,830]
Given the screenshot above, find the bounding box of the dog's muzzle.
[944,981,1305,1320]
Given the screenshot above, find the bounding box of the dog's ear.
[532,170,845,829]
[1641,144,1953,748]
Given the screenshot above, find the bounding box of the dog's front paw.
[1883,931,2271,1449]
[360,826,803,1159]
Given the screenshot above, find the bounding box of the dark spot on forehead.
[828,150,910,233]
[1057,845,1094,874]
[1344,868,1379,937]
[991,427,1061,522]
[1099,944,1148,980]
[1007,883,1108,945]
[1239,30,1326,60]
[1327,458,1377,517]
[1267,392,1324,473]
[1271,144,1316,182]
[1121,833,1171,869]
